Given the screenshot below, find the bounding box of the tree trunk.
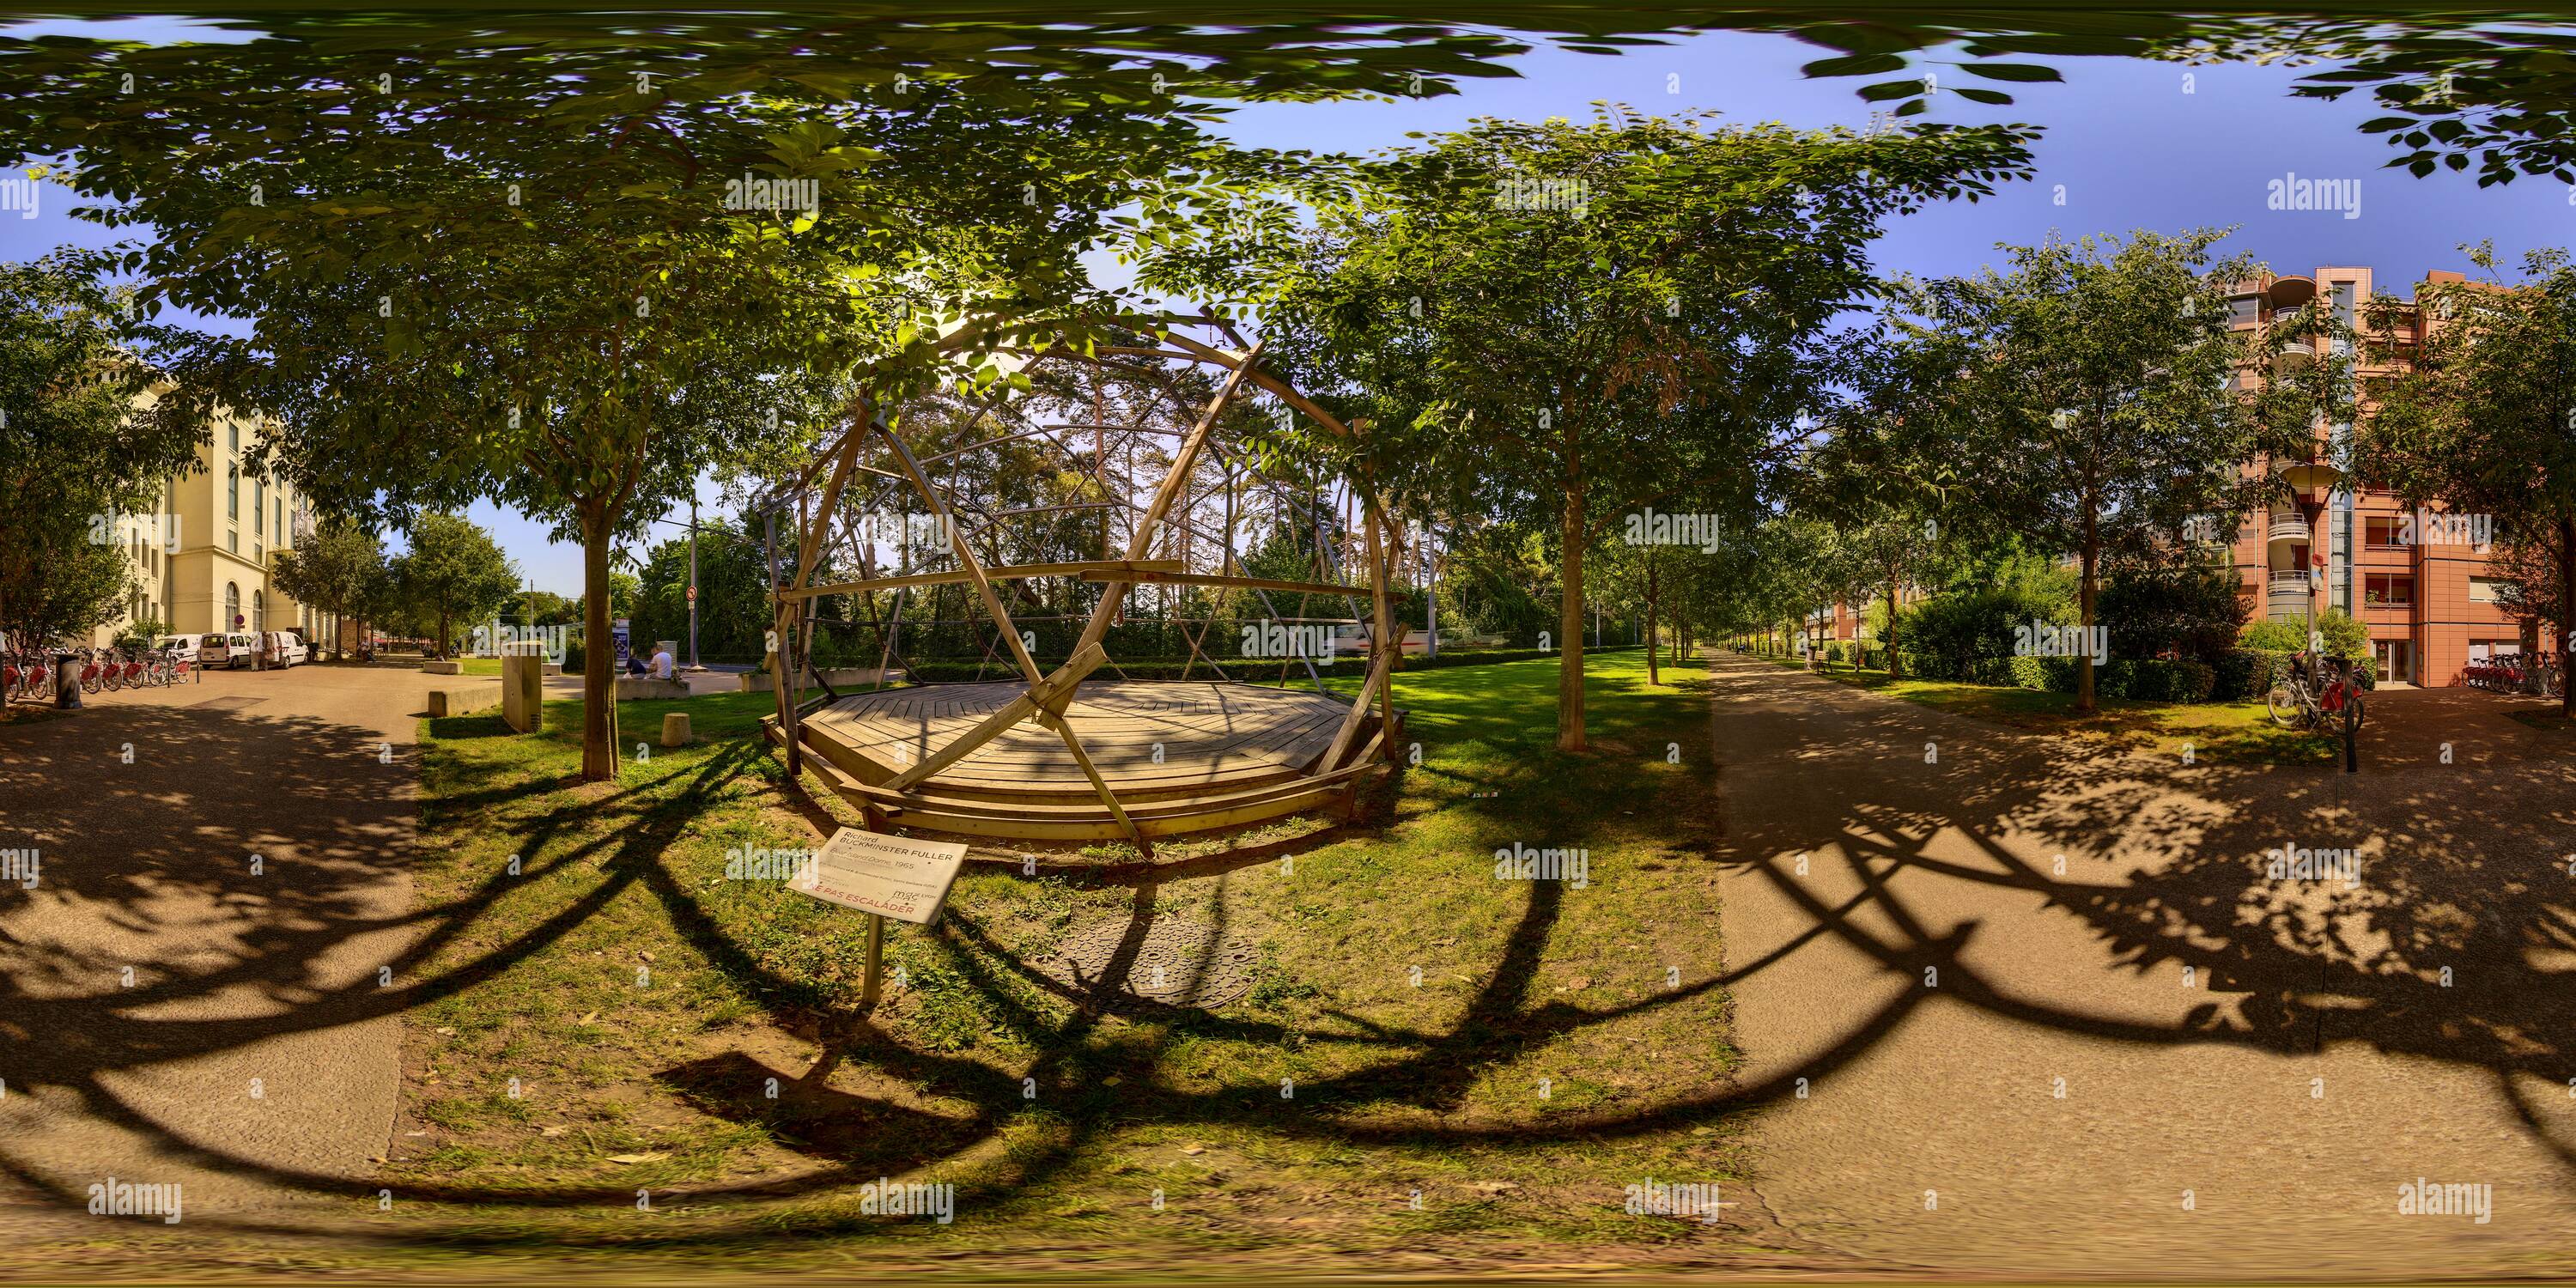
[1645,555,1660,686]
[2077,533,2099,714]
[1555,461,1587,752]
[1885,578,1904,678]
[580,504,617,781]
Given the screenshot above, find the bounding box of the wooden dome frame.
[758,317,1403,852]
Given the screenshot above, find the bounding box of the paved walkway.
[0,664,448,1225]
[1714,655,2576,1276]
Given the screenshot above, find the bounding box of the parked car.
[153,634,209,664]
[262,631,308,668]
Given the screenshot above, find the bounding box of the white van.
[154,634,209,665]
[264,631,308,667]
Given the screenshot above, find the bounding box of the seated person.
[623,650,648,677]
[651,645,676,681]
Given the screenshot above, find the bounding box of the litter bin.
[52,651,80,709]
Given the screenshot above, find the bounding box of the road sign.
[685,584,696,602]
[792,829,969,926]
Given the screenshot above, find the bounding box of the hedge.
[1912,651,2238,703]
[899,645,1637,685]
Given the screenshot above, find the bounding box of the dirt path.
[1712,654,2576,1278]
[0,665,446,1230]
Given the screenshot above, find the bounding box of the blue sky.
[4,23,2569,593]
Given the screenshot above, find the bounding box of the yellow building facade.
[88,408,341,651]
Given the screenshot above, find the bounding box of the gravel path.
[0,664,444,1227]
[1713,655,2576,1278]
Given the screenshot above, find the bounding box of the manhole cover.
[1045,916,1260,1010]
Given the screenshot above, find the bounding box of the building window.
[228,465,239,520]
[253,590,265,633]
[254,477,264,538]
[2470,575,2508,604]
[228,424,239,458]
[2229,294,2261,325]
[225,582,240,631]
[2365,516,2403,549]
[2363,573,2414,606]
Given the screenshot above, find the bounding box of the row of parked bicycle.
[2460,653,2567,696]
[3,645,197,702]
[2,630,321,705]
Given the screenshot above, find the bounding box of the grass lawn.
[1798,662,2342,766]
[378,649,1752,1267]
[455,658,503,677]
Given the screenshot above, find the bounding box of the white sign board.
[791,829,969,925]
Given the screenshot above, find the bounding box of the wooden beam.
[1320,642,1397,772]
[780,560,1183,603]
[1078,568,1368,598]
[1075,339,1266,654]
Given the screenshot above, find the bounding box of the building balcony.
[2275,341,2315,372]
[2269,275,2317,310]
[2267,516,2309,545]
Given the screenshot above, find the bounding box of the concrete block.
[660,712,692,747]
[422,659,463,675]
[426,685,501,718]
[615,677,692,701]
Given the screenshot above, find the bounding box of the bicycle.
[2269,655,2367,733]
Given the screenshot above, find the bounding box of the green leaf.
[1857,79,1925,102]
[1961,63,2063,83]
[1801,53,1909,79]
[1952,87,2014,106]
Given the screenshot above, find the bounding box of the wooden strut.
[865,414,1147,848]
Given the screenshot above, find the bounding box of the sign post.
[790,829,970,1010]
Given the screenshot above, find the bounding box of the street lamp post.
[687,495,701,671]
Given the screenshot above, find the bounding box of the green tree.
[1892,230,2275,711]
[396,513,520,659]
[2357,243,2576,713]
[0,253,209,660]
[1242,107,2034,749]
[270,518,390,657]
[4,29,1270,780]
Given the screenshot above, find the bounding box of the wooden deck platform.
[773,680,1393,841]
